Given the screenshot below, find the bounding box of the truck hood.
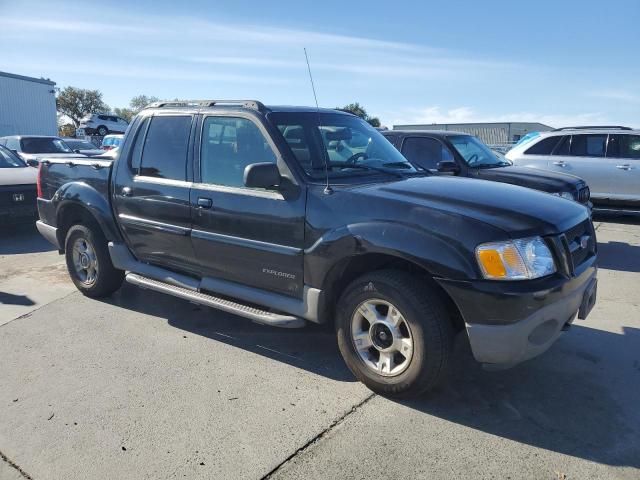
[355,176,589,237]
[0,166,37,186]
[473,165,584,193]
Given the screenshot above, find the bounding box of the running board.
[125,273,306,328]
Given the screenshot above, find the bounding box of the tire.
[97,126,108,136]
[64,224,124,297]
[336,270,453,398]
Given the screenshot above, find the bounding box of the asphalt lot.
[1,215,639,480]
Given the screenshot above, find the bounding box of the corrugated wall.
[0,76,57,136]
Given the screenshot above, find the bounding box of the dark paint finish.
[384,130,588,200]
[37,104,595,328]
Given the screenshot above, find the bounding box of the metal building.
[0,71,57,137]
[392,122,553,148]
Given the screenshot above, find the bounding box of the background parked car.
[61,138,105,157]
[78,114,128,136]
[0,144,37,222]
[0,135,86,164]
[101,134,124,151]
[506,126,640,210]
[383,130,591,206]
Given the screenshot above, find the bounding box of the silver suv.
[78,114,129,136]
[506,126,639,209]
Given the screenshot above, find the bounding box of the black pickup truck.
[383,130,592,206]
[35,100,598,397]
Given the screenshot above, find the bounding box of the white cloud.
[587,90,640,103]
[389,106,609,129]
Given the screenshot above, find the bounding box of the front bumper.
[438,260,597,366]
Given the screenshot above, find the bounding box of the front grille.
[577,186,590,204]
[563,219,596,272]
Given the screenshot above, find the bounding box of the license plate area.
[578,278,597,320]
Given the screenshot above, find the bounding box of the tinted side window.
[401,137,447,170]
[570,134,606,157]
[608,134,640,159]
[139,116,191,180]
[524,136,561,155]
[5,138,19,150]
[200,116,277,188]
[129,118,150,171]
[553,136,570,155]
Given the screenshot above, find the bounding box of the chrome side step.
[125,273,306,328]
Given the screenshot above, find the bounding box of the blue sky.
[1,0,638,127]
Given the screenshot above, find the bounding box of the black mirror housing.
[26,159,39,168]
[244,162,281,189]
[437,160,460,174]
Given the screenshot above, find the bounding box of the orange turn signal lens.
[477,248,507,278]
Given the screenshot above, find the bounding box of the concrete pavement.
[0,216,638,479]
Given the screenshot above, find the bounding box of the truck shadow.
[104,283,355,382]
[597,240,640,273]
[0,221,55,254]
[103,284,640,468]
[400,324,640,469]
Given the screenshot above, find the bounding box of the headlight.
[476,237,556,280]
[551,191,575,201]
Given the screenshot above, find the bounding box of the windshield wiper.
[329,162,407,178]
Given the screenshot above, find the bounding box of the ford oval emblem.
[579,235,589,250]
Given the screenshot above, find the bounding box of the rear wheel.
[336,270,453,398]
[64,224,124,297]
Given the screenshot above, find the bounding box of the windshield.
[448,135,510,168]
[0,146,26,168]
[20,137,72,154]
[269,112,417,181]
[65,140,96,150]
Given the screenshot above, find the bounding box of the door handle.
[616,164,631,170]
[121,186,133,197]
[197,197,213,209]
[553,161,566,167]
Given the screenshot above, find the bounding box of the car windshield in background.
[102,137,121,147]
[269,112,418,181]
[0,146,26,168]
[20,137,72,154]
[448,135,510,168]
[65,140,96,150]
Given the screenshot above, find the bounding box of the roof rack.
[145,99,266,111]
[553,125,632,131]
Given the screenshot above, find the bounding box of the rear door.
[606,134,640,202]
[547,134,612,200]
[190,113,306,297]
[112,114,199,273]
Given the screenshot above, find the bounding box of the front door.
[547,134,613,200]
[190,114,306,297]
[112,114,198,273]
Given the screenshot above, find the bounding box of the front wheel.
[65,224,124,297]
[336,270,453,398]
[97,126,108,136]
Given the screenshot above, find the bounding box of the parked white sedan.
[0,145,38,222]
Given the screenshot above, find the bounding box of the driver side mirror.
[436,160,460,174]
[244,162,281,189]
[26,159,39,168]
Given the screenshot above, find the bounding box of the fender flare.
[54,181,121,245]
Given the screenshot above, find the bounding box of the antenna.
[304,48,332,194]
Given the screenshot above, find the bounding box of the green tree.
[113,107,136,122]
[337,102,381,127]
[56,86,110,127]
[129,95,160,112]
